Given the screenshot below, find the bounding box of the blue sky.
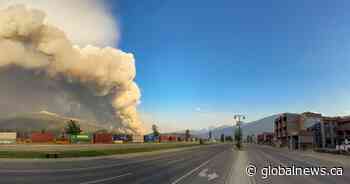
[110,0,350,131]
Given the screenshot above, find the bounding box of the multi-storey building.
[257,132,274,145]
[337,117,350,144]
[311,116,350,149]
[274,113,300,148]
[274,112,321,150]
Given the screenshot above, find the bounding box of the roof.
[301,112,322,118]
[337,123,350,131]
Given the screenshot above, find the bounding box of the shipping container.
[55,136,70,144]
[0,132,17,144]
[93,133,113,144]
[55,139,70,144]
[169,136,177,142]
[31,132,54,143]
[70,134,92,144]
[113,134,131,142]
[159,135,170,142]
[113,140,123,144]
[144,135,158,142]
[132,134,144,143]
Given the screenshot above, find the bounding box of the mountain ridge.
[191,114,278,139]
[0,111,111,134]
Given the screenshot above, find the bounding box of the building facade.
[257,132,274,145]
[274,112,321,150]
[274,113,300,148]
[311,116,350,149]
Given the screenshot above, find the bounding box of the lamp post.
[234,114,246,149]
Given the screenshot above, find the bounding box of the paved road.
[246,144,350,184]
[0,144,349,184]
[0,144,235,184]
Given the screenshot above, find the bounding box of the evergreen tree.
[185,129,191,141]
[65,120,82,135]
[220,134,225,142]
[152,124,160,137]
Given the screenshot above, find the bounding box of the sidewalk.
[226,149,255,184]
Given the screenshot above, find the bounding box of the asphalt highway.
[0,144,235,184]
[0,144,349,184]
[246,144,350,184]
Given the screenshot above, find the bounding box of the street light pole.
[234,114,246,149]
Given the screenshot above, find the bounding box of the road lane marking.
[79,173,132,184]
[198,168,219,181]
[208,172,219,181]
[0,145,227,174]
[198,168,209,177]
[252,147,326,183]
[0,154,188,173]
[246,157,257,184]
[258,149,288,167]
[167,158,186,165]
[226,150,251,184]
[0,146,218,173]
[248,174,256,184]
[171,157,216,184]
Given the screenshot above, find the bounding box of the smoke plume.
[0,0,118,46]
[0,5,144,134]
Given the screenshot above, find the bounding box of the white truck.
[336,139,350,152]
[0,132,17,144]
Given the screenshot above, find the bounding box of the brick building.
[311,116,350,149]
[274,113,300,147]
[337,117,350,144]
[274,112,321,150]
[257,132,274,145]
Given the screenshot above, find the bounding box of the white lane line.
[259,149,288,167]
[167,158,186,165]
[248,169,257,184]
[0,162,134,173]
[171,157,216,184]
[0,154,176,173]
[0,147,212,173]
[79,173,132,184]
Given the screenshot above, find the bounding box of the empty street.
[0,144,348,184]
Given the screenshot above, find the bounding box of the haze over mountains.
[0,111,112,134]
[192,114,279,139]
[0,111,279,137]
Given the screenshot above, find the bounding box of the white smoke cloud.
[0,0,118,46]
[0,5,144,134]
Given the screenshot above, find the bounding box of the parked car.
[336,139,350,152]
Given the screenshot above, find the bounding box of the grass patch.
[0,143,202,159]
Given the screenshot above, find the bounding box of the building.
[274,112,321,150]
[275,112,350,151]
[311,116,338,149]
[311,116,350,149]
[257,132,273,145]
[274,113,300,147]
[336,117,350,144]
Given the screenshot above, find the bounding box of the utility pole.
[234,114,246,149]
